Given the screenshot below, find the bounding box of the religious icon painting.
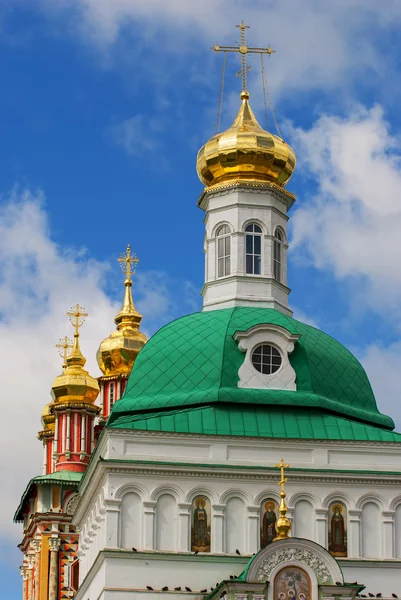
[274,565,311,600]
[328,501,347,557]
[191,496,211,552]
[260,498,279,548]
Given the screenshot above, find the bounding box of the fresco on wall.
[328,502,347,557]
[274,566,311,600]
[191,496,211,552]
[260,499,279,548]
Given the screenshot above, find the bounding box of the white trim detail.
[234,323,300,390]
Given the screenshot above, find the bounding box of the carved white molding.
[246,538,343,584]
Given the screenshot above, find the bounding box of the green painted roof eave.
[109,404,401,443]
[13,471,82,523]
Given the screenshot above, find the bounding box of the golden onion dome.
[97,246,147,377]
[196,91,296,189]
[51,309,99,405]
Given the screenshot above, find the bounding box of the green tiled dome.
[107,307,394,434]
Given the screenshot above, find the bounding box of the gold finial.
[96,245,147,377]
[55,336,73,369]
[211,20,276,94]
[117,244,139,283]
[273,458,292,541]
[65,304,88,368]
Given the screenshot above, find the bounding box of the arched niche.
[361,501,381,558]
[293,499,314,541]
[120,492,141,549]
[225,497,245,554]
[155,493,177,551]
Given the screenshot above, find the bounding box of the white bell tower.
[198,181,295,315]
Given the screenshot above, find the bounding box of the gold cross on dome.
[55,336,73,367]
[66,304,88,336]
[275,458,290,494]
[117,244,139,282]
[212,20,276,92]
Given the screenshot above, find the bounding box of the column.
[20,565,28,600]
[178,503,191,552]
[27,555,34,600]
[53,416,59,461]
[212,504,225,553]
[66,411,71,457]
[43,441,47,475]
[32,539,41,600]
[315,508,328,548]
[104,499,121,548]
[382,510,395,559]
[143,501,156,550]
[247,505,260,554]
[48,538,61,600]
[348,509,361,558]
[80,413,86,456]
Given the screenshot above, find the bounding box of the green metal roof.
[108,307,395,435]
[14,471,82,523]
[110,405,401,442]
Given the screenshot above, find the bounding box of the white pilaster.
[247,505,260,554]
[212,504,225,553]
[104,499,121,549]
[315,508,328,548]
[178,503,191,552]
[382,510,395,559]
[143,501,156,550]
[348,509,361,558]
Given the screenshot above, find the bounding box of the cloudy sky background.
[2,0,401,595]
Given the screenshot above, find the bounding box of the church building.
[15,21,401,600]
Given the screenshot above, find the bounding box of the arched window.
[273,229,283,282]
[216,225,231,278]
[245,223,262,275]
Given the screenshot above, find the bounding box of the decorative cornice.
[198,179,296,209]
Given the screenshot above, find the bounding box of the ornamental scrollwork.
[255,548,331,583]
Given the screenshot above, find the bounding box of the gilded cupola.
[97,245,147,377]
[196,90,296,189]
[51,307,99,404]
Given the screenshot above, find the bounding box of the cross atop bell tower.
[212,20,276,92]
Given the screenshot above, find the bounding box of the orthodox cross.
[212,20,276,92]
[275,458,290,494]
[66,304,88,337]
[56,336,73,368]
[118,244,139,282]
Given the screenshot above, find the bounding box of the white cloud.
[0,189,182,547]
[0,189,119,544]
[290,104,401,314]
[109,115,164,157]
[360,342,401,431]
[37,0,401,98]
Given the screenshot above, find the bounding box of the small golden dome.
[196,91,296,188]
[41,402,55,432]
[97,246,147,377]
[51,306,99,405]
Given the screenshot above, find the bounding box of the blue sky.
[2,1,401,596]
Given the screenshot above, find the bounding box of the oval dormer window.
[251,344,282,375]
